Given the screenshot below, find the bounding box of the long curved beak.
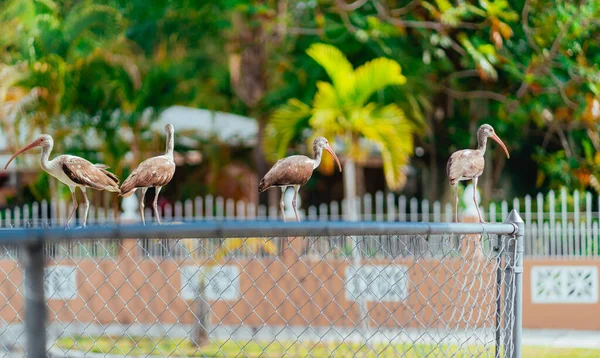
[4,140,41,169]
[325,145,342,172]
[490,134,510,159]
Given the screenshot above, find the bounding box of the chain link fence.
[0,215,523,357]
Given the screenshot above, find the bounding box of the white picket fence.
[1,187,598,258]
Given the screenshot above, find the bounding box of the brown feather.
[62,158,120,192]
[259,155,314,192]
[447,149,485,185]
[120,156,176,196]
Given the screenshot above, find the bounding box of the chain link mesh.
[0,231,518,357]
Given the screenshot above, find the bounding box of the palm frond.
[263,99,312,162]
[361,104,414,190]
[306,43,355,99]
[313,81,339,110]
[63,4,123,45]
[352,57,406,106]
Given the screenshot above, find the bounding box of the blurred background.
[0,0,598,216]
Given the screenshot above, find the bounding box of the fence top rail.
[0,220,518,244]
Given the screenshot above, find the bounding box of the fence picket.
[205,195,214,219]
[586,192,592,251]
[524,195,531,254]
[531,225,541,257]
[225,199,234,220]
[433,201,441,223]
[41,200,48,224]
[236,201,246,220]
[364,193,372,222]
[555,221,562,257]
[308,206,317,221]
[331,201,339,221]
[268,205,277,221]
[258,205,267,220]
[375,191,384,222]
[23,204,30,227]
[319,203,328,221]
[387,193,395,222]
[489,202,496,224]
[195,197,203,220]
[549,190,556,258]
[501,200,508,222]
[5,209,11,228]
[13,206,20,228]
[543,221,550,256]
[184,200,193,221]
[444,203,452,223]
[422,200,430,222]
[247,203,256,220]
[561,188,568,255]
[593,221,599,258]
[574,190,580,250]
[164,203,173,221]
[174,201,183,220]
[581,222,587,257]
[536,193,543,248]
[215,196,224,219]
[568,221,574,258]
[410,198,418,222]
[89,206,96,225]
[399,196,407,222]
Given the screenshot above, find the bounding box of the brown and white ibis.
[258,137,342,222]
[120,124,176,225]
[4,134,120,228]
[447,124,510,222]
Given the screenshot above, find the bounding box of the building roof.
[0,106,258,171]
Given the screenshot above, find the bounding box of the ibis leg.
[472,177,485,223]
[453,184,459,223]
[139,188,148,225]
[280,186,287,222]
[66,188,78,229]
[292,185,300,222]
[153,186,163,225]
[81,188,90,228]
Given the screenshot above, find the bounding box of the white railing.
[1,186,597,258]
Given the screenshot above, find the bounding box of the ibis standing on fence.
[447,124,510,223]
[4,134,120,228]
[120,124,176,225]
[259,137,342,222]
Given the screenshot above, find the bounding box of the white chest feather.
[43,157,78,188]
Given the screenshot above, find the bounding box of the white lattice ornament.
[180,265,240,301]
[345,265,408,302]
[24,265,77,300]
[531,266,598,303]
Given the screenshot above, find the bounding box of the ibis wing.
[259,155,314,192]
[62,157,120,192]
[447,150,485,184]
[120,156,176,195]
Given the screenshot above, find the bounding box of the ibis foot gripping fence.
[0,211,523,358]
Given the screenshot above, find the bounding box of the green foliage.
[2,0,600,202]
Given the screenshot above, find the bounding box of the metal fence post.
[23,241,47,358]
[504,209,524,358]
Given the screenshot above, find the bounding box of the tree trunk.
[344,158,358,221]
[193,278,210,346]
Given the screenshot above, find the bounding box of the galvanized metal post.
[504,209,524,358]
[23,241,47,358]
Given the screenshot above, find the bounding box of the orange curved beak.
[325,145,342,172]
[490,134,510,159]
[4,139,42,169]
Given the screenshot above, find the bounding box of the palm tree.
[264,43,415,219]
